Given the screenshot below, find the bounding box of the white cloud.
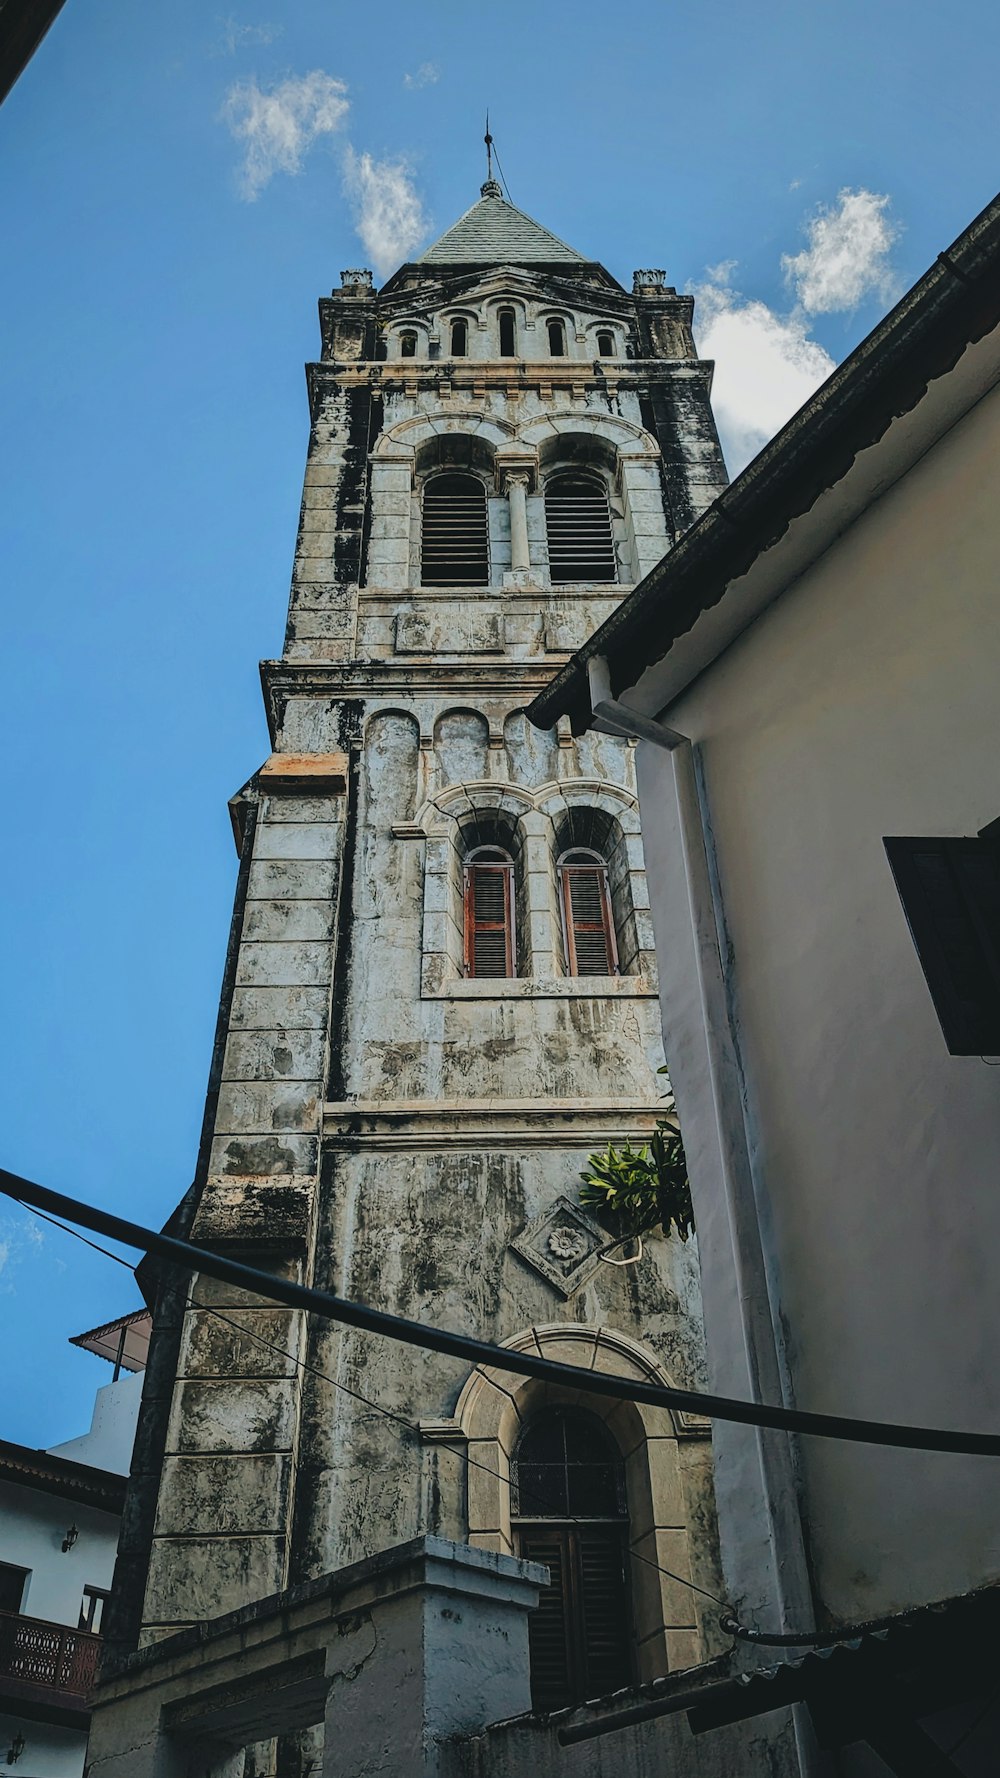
[343,148,429,277]
[694,269,836,476]
[217,16,282,54]
[0,1215,44,1296]
[403,62,439,89]
[783,187,899,315]
[222,70,350,200]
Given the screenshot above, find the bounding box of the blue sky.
[1,0,998,1448]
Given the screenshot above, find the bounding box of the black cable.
[20,1199,135,1268]
[14,1196,728,1614]
[6,1166,1000,1459]
[722,1610,909,1649]
[202,1302,728,1612]
[24,1195,951,1655]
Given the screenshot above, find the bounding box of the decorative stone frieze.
[510,1194,609,1296]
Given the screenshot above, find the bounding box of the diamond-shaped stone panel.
[510,1195,609,1298]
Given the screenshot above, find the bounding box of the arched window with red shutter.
[464,846,515,978]
[559,848,618,976]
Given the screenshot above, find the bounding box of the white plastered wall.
[637,368,1000,1624]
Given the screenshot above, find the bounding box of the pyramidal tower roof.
[419,180,587,267]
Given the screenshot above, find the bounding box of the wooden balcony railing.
[0,1608,100,1701]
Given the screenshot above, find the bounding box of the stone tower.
[104,180,737,1768]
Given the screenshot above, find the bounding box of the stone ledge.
[258,752,348,794]
[420,972,657,1001]
[95,1536,545,1699]
[323,1098,661,1151]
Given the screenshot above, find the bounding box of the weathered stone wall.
[123,240,733,1744]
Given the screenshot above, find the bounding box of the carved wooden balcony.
[0,1608,100,1724]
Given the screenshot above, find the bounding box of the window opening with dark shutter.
[400,331,417,358]
[559,849,618,976]
[498,308,517,356]
[547,319,566,356]
[450,318,468,356]
[421,472,489,587]
[884,833,1000,1054]
[596,330,615,357]
[544,472,617,584]
[0,1564,28,1614]
[79,1585,111,1633]
[464,847,515,978]
[512,1410,631,1710]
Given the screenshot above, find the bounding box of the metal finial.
[481,112,503,198]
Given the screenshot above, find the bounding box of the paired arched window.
[498,309,517,357]
[559,849,618,976]
[421,473,489,587]
[513,1410,632,1709]
[544,471,617,584]
[450,318,468,357]
[547,319,566,357]
[400,331,417,358]
[596,330,615,357]
[463,846,515,978]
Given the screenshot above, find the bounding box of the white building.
[529,191,1000,1770]
[0,1312,148,1778]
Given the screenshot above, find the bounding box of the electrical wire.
[23,1193,961,1656]
[202,1301,729,1613]
[7,1166,1000,1460]
[17,1195,728,1615]
[491,142,514,205]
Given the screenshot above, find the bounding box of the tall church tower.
[105,179,736,1768]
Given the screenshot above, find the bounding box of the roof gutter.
[527,189,1000,736]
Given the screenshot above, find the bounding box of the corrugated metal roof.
[419,184,585,266]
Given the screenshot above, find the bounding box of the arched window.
[400,330,417,358]
[463,846,515,978]
[544,471,617,584]
[421,473,489,587]
[498,308,517,357]
[596,330,615,357]
[547,319,566,357]
[512,1410,631,1710]
[559,849,618,975]
[450,318,468,357]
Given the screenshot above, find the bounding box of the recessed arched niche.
[503,710,560,786]
[433,709,490,785]
[363,710,420,823]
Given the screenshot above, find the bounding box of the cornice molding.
[323,1097,660,1152]
[261,658,568,739]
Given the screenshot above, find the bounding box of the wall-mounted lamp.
[6,1732,25,1764]
[61,1524,79,1553]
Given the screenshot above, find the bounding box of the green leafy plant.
[579,1070,694,1244]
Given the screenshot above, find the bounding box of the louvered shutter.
[884,835,1000,1054]
[518,1528,574,1711]
[562,864,617,976]
[578,1527,631,1697]
[465,862,513,978]
[545,474,617,584]
[421,473,489,586]
[518,1526,631,1709]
